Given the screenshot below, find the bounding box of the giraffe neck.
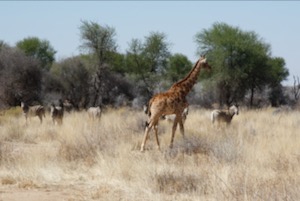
[168,59,203,96]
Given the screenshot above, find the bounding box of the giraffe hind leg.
[38,115,43,124]
[140,121,154,152]
[179,118,185,137]
[170,117,178,149]
[153,125,160,150]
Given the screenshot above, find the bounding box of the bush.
[0,46,42,108]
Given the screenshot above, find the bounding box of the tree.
[0,46,42,107]
[143,32,171,74]
[0,40,9,50]
[125,32,171,100]
[79,20,117,66]
[79,20,118,106]
[50,56,90,108]
[267,57,289,106]
[195,22,289,107]
[109,52,126,75]
[165,53,192,82]
[292,75,300,102]
[16,37,56,71]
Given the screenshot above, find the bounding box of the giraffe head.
[199,55,211,71]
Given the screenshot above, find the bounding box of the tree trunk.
[250,86,254,108]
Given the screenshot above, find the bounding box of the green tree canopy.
[79,20,119,106]
[165,53,192,82]
[143,32,171,74]
[16,37,56,71]
[125,32,171,99]
[195,22,289,107]
[50,56,90,108]
[79,20,117,66]
[0,46,42,106]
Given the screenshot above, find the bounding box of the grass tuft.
[155,171,199,194]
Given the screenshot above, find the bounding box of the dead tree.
[293,75,300,101]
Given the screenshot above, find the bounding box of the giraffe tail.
[211,111,216,124]
[143,102,152,129]
[144,99,153,117]
[143,105,149,116]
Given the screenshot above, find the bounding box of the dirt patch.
[0,184,86,201]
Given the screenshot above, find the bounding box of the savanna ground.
[0,106,299,201]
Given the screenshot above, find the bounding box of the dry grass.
[0,106,300,200]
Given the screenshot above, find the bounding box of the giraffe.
[140,55,211,151]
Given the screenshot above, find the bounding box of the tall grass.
[0,106,300,200]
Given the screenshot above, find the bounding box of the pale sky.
[1,1,300,85]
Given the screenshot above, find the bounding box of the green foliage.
[79,20,121,106]
[0,46,42,106]
[50,56,90,107]
[109,52,126,74]
[143,32,171,74]
[125,32,171,99]
[79,20,117,66]
[195,22,289,106]
[267,57,289,86]
[267,57,289,106]
[16,37,56,71]
[126,38,146,74]
[165,53,192,82]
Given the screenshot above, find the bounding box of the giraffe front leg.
[170,118,178,149]
[39,115,43,124]
[179,118,185,138]
[153,125,160,151]
[140,123,152,152]
[25,115,28,126]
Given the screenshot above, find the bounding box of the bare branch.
[293,75,300,101]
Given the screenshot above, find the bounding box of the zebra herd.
[20,101,102,125]
[20,101,239,127]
